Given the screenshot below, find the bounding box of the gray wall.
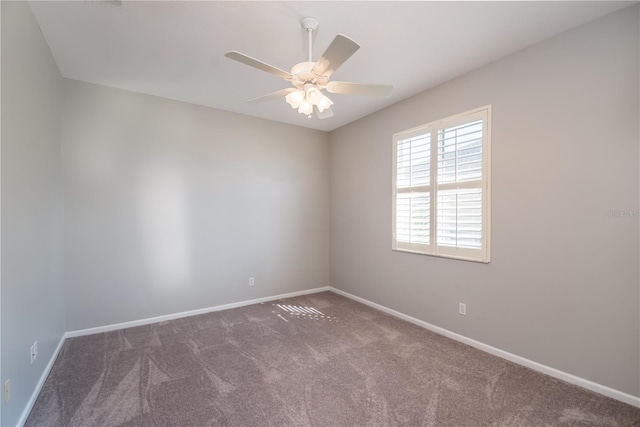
[329,6,640,396]
[62,79,330,331]
[1,2,66,426]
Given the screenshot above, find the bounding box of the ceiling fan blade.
[326,81,393,98]
[225,51,292,80]
[312,35,360,78]
[315,107,334,120]
[246,88,296,104]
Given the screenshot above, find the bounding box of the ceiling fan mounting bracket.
[302,17,319,33]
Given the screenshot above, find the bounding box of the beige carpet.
[26,291,640,426]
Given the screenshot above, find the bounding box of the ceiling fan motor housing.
[290,62,328,89]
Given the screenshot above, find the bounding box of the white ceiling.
[30,1,632,132]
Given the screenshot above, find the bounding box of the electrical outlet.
[249,277,255,286]
[4,380,10,404]
[459,303,467,316]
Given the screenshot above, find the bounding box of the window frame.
[392,105,491,263]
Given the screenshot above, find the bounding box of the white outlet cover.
[459,303,467,315]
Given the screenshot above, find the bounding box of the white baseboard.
[329,287,640,408]
[17,335,66,427]
[65,286,331,338]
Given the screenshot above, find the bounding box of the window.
[392,106,491,263]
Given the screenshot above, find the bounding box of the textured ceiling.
[30,1,632,132]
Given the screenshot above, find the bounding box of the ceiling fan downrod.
[302,17,318,63]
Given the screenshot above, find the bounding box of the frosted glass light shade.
[285,90,305,109]
[298,100,313,116]
[317,95,333,112]
[305,84,322,105]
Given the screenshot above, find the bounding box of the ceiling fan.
[224,17,393,119]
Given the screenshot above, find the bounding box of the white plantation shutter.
[396,134,430,187]
[436,188,482,249]
[394,133,432,252]
[396,192,430,245]
[437,120,483,184]
[392,106,490,262]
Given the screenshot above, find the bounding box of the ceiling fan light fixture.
[317,94,333,113]
[285,89,305,109]
[304,84,322,105]
[298,99,313,116]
